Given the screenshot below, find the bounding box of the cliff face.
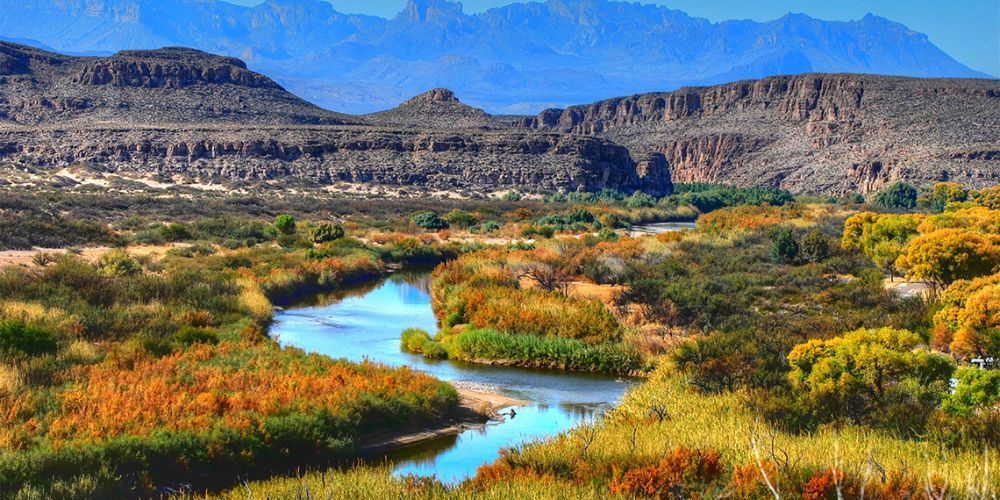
[521,74,1000,194]
[0,41,995,196]
[0,42,668,195]
[73,49,280,89]
[0,126,654,193]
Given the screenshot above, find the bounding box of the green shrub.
[96,250,143,277]
[800,230,829,263]
[872,182,918,210]
[0,320,58,358]
[942,367,1000,416]
[309,223,345,243]
[412,211,449,230]
[769,227,799,263]
[174,327,220,346]
[274,214,296,235]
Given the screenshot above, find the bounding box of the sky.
[224,0,1000,77]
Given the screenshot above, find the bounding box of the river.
[270,272,637,484]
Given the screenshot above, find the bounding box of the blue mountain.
[0,0,989,113]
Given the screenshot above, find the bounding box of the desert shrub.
[769,227,799,263]
[173,326,220,346]
[96,250,142,277]
[0,320,58,359]
[309,222,345,243]
[800,230,830,263]
[412,211,449,230]
[274,214,296,235]
[443,209,478,228]
[872,182,917,209]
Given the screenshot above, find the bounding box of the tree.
[948,284,999,360]
[309,222,345,243]
[800,230,829,263]
[872,182,917,210]
[443,209,478,228]
[787,327,955,430]
[412,211,449,230]
[841,212,920,278]
[926,182,968,212]
[769,228,799,263]
[274,214,296,235]
[501,190,523,201]
[895,229,1000,287]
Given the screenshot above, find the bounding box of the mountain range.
[0,0,991,114]
[1,42,996,196]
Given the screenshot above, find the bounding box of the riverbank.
[361,385,528,456]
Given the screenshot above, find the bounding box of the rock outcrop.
[0,41,996,196]
[521,74,1000,194]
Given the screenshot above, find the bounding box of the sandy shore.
[360,384,527,455]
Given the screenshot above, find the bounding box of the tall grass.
[503,367,1000,494]
[446,328,641,375]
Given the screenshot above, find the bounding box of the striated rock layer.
[519,74,1000,194]
[1,41,997,196]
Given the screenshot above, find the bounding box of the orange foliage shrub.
[609,447,722,497]
[0,342,454,450]
[696,205,798,233]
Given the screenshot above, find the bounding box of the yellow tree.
[895,229,1000,288]
[950,284,1000,360]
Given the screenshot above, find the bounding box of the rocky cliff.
[520,74,1000,194]
[0,42,667,195]
[0,42,996,196]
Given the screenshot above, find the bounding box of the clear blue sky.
[224,0,1000,76]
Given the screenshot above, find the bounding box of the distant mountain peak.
[407,88,460,104]
[402,0,463,22]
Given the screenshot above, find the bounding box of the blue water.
[271,272,636,484]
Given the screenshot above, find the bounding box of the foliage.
[96,249,143,277]
[274,214,296,235]
[0,320,58,358]
[444,328,641,375]
[308,222,345,243]
[923,182,968,212]
[872,182,917,209]
[895,229,1000,287]
[942,367,1000,416]
[412,211,450,230]
[785,327,955,433]
[697,205,798,233]
[800,230,830,263]
[769,227,799,263]
[400,328,447,359]
[443,209,479,228]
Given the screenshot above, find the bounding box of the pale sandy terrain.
[0,244,191,269]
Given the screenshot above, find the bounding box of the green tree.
[769,228,799,263]
[942,367,1000,416]
[787,327,955,432]
[872,182,917,210]
[412,211,449,230]
[274,214,296,235]
[309,222,345,243]
[800,230,830,263]
[926,182,968,212]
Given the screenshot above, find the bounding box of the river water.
[270,272,637,483]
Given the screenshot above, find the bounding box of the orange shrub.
[609,447,722,497]
[697,206,797,232]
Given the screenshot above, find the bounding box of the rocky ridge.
[0,42,997,196]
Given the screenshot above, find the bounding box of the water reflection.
[271,273,637,483]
